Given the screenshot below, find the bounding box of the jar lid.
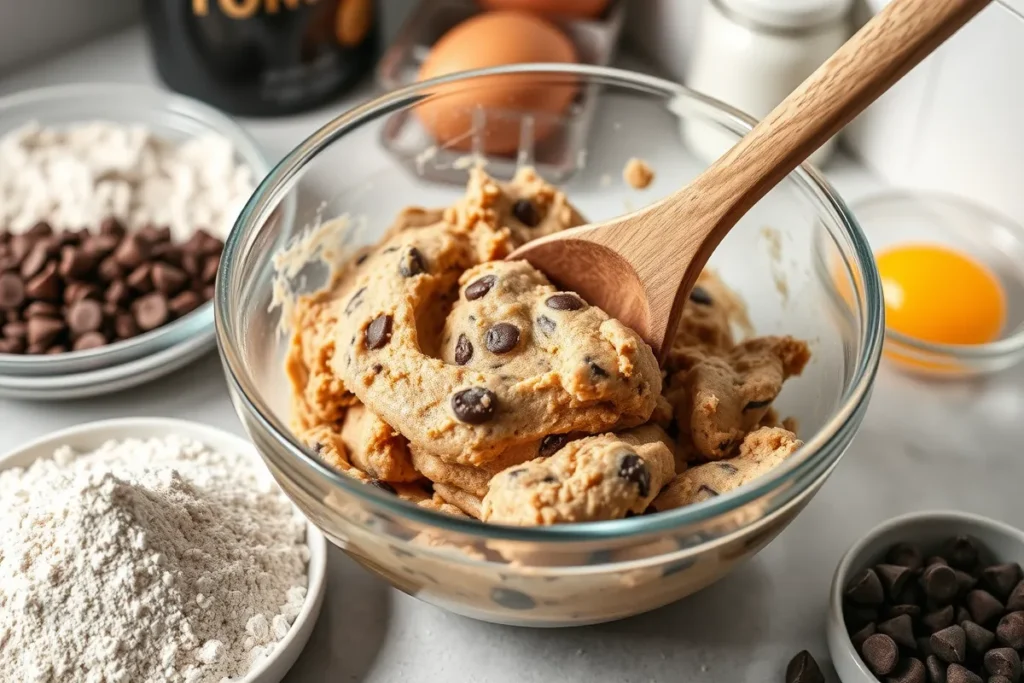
[718,0,854,30]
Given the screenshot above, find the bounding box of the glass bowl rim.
[849,188,1024,361]
[0,82,271,374]
[216,62,884,544]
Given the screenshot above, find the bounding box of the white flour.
[0,435,310,683]
[0,121,255,240]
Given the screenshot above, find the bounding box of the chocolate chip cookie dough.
[286,167,810,526]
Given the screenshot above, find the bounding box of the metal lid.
[719,0,854,30]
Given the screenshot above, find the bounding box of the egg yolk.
[876,244,1005,345]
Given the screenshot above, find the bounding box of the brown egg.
[478,0,611,18]
[415,11,578,155]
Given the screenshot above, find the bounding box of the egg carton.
[376,0,625,186]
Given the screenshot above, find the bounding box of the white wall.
[0,0,138,74]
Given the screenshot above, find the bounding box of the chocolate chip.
[465,275,496,300]
[398,247,425,277]
[25,221,52,238]
[114,313,139,339]
[888,604,922,621]
[984,648,1021,681]
[888,657,926,683]
[881,614,918,649]
[0,273,24,309]
[716,462,739,474]
[133,293,169,331]
[345,286,366,315]
[785,650,824,683]
[589,360,609,378]
[126,263,153,293]
[201,255,220,284]
[889,543,926,572]
[944,536,980,570]
[58,246,94,279]
[618,453,650,497]
[23,301,57,318]
[137,224,171,244]
[454,333,473,365]
[863,634,900,675]
[996,612,1024,649]
[20,242,50,279]
[182,252,201,277]
[929,557,951,568]
[511,198,540,227]
[956,570,979,595]
[541,474,558,484]
[925,655,946,683]
[113,234,149,269]
[72,331,107,351]
[923,564,960,604]
[924,606,956,634]
[917,638,934,659]
[851,622,877,650]
[946,664,982,683]
[967,590,1005,626]
[485,323,519,354]
[46,344,66,354]
[66,299,104,335]
[169,290,201,317]
[956,606,973,626]
[1007,581,1024,611]
[369,479,396,494]
[845,604,880,631]
[0,337,22,353]
[100,217,125,237]
[451,387,497,424]
[24,262,60,301]
[743,398,774,411]
[365,314,393,350]
[85,233,120,258]
[539,434,568,457]
[2,321,26,340]
[97,257,122,283]
[847,568,886,606]
[983,565,1022,601]
[879,564,915,600]
[152,262,188,295]
[931,625,967,664]
[355,253,369,266]
[991,675,1014,683]
[105,280,130,306]
[27,316,65,347]
[490,587,535,610]
[545,293,584,311]
[371,363,382,374]
[689,285,713,306]
[962,621,995,655]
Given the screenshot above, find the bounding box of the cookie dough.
[286,166,811,526]
[482,425,675,525]
[651,427,801,511]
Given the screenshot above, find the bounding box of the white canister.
[683,0,852,168]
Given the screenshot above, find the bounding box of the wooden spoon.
[508,0,991,361]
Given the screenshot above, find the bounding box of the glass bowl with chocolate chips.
[217,64,884,626]
[0,84,269,387]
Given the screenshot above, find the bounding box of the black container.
[141,0,378,117]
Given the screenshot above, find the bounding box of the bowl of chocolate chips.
[0,84,268,396]
[829,511,1024,683]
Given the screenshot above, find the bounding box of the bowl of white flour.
[0,417,327,683]
[0,83,271,390]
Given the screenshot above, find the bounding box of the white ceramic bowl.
[827,511,1024,683]
[0,417,327,683]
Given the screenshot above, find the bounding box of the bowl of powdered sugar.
[0,83,272,392]
[0,417,327,683]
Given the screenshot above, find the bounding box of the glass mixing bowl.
[217,64,884,626]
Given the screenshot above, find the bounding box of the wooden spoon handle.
[685,0,991,248]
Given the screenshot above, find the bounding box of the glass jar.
[141,0,378,117]
[684,0,852,167]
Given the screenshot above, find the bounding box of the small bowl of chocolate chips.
[828,511,1024,683]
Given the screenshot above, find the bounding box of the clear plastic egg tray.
[375,0,625,185]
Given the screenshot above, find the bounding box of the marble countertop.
[2,27,1022,683]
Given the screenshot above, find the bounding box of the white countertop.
[2,27,1023,683]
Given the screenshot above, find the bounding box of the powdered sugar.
[0,434,310,683]
[0,121,255,240]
